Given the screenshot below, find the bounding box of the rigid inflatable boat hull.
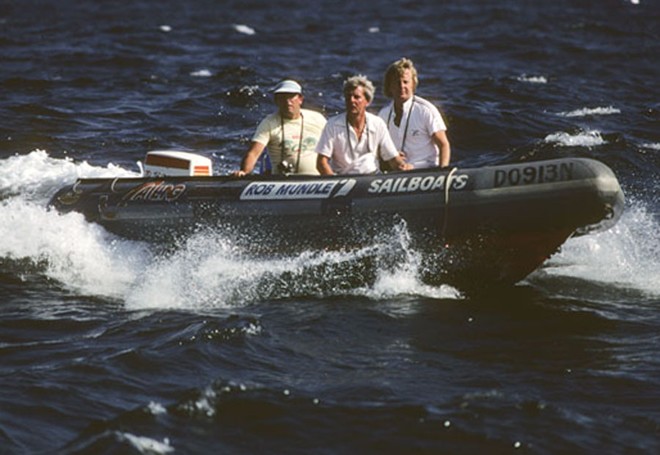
[49,158,624,288]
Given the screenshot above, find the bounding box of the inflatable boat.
[49,152,624,289]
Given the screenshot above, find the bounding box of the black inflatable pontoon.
[49,156,624,288]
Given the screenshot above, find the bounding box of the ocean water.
[1,0,659,453]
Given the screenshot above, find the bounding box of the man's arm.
[432,131,451,167]
[232,141,266,177]
[317,154,334,175]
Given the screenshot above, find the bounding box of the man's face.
[389,68,415,104]
[275,93,303,119]
[344,86,370,116]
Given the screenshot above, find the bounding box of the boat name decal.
[368,174,468,194]
[123,181,187,202]
[241,179,356,200]
[494,162,574,187]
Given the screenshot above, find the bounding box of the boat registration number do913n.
[494,162,574,187]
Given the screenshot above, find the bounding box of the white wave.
[640,143,660,151]
[123,227,462,311]
[517,74,547,84]
[117,432,174,454]
[355,236,461,301]
[179,385,218,417]
[147,401,167,416]
[129,226,464,309]
[0,151,146,297]
[159,25,172,33]
[544,130,606,147]
[366,268,461,300]
[0,198,152,298]
[0,150,137,203]
[190,69,212,77]
[557,106,621,117]
[1,191,459,308]
[368,26,380,33]
[541,200,660,297]
[233,24,255,35]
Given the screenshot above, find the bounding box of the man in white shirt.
[378,58,451,168]
[316,75,412,175]
[233,79,327,176]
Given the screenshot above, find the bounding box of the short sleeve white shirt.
[316,112,398,175]
[378,95,446,168]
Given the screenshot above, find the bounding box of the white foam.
[357,245,461,300]
[117,432,174,454]
[0,198,152,298]
[233,24,255,35]
[0,151,147,297]
[542,200,660,297]
[0,150,137,203]
[147,401,167,415]
[159,25,172,33]
[557,106,621,118]
[544,130,606,147]
[517,74,547,84]
[640,143,660,151]
[119,219,462,311]
[190,69,212,77]
[180,386,217,417]
[2,187,459,309]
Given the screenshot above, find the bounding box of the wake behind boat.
[49,152,624,289]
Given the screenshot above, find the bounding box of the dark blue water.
[1,1,659,453]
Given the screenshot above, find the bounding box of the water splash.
[0,151,147,297]
[0,197,152,298]
[556,106,621,118]
[0,150,137,203]
[541,199,660,297]
[517,74,547,84]
[116,433,174,454]
[233,24,256,35]
[544,130,606,147]
[0,151,460,308]
[123,224,461,311]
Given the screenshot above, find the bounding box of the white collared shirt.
[316,112,399,175]
[378,95,447,168]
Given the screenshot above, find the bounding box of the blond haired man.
[379,58,451,168]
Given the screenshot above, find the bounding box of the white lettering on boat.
[368,174,468,194]
[124,181,186,202]
[241,179,356,200]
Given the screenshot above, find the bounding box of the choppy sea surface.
[1,1,659,453]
